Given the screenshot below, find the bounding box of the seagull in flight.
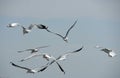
[50,20,78,43]
[18,46,49,54]
[7,23,20,28]
[10,62,49,74]
[21,24,36,35]
[95,45,116,57]
[40,46,84,74]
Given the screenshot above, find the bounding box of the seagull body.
[50,20,78,43]
[18,46,49,54]
[10,62,49,73]
[7,23,20,27]
[95,45,116,57]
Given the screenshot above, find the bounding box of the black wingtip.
[10,62,15,66]
[75,46,84,52]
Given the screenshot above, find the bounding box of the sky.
[0,0,120,78]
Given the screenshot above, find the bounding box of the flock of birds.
[8,20,117,74]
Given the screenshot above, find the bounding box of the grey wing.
[20,53,42,62]
[37,62,49,72]
[10,62,30,70]
[101,48,111,53]
[36,46,49,49]
[64,20,78,38]
[59,46,84,59]
[28,24,35,30]
[56,62,65,74]
[18,49,33,53]
[52,32,64,39]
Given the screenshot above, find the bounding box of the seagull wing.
[101,48,111,53]
[28,24,35,30]
[10,62,30,71]
[57,46,83,60]
[36,46,49,50]
[64,20,78,38]
[18,49,33,53]
[20,53,42,62]
[37,62,50,72]
[56,62,65,74]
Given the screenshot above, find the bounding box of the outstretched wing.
[101,48,111,53]
[36,46,49,50]
[28,24,35,30]
[18,49,33,53]
[56,62,65,74]
[64,20,78,38]
[20,53,42,62]
[57,46,83,60]
[10,62,30,70]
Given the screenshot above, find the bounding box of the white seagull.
[18,46,49,54]
[7,23,20,28]
[21,24,35,35]
[50,20,78,43]
[95,45,116,57]
[10,62,49,74]
[40,46,84,74]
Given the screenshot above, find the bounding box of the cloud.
[0,0,120,20]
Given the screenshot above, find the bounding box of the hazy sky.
[0,0,120,78]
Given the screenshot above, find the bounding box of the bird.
[35,24,52,33]
[10,62,48,74]
[18,46,49,54]
[21,24,36,35]
[49,20,78,43]
[95,45,116,57]
[40,46,84,74]
[7,23,20,28]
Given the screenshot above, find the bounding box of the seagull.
[7,23,20,28]
[95,45,116,57]
[40,46,84,74]
[21,24,35,35]
[50,20,78,43]
[35,24,52,33]
[18,46,49,54]
[10,62,48,74]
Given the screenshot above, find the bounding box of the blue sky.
[0,0,120,78]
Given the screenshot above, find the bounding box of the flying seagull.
[10,62,48,74]
[95,45,116,57]
[18,46,49,54]
[40,46,84,74]
[7,23,20,28]
[50,20,78,43]
[21,24,36,35]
